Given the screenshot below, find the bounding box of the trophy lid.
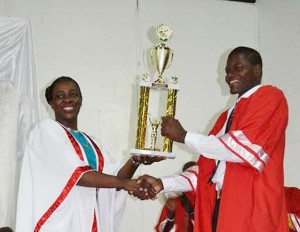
[155,24,173,42]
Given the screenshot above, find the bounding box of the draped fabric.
[16,119,128,232]
[0,17,39,229]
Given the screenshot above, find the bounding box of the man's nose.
[226,72,235,81]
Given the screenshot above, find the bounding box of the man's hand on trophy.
[132,155,166,166]
[161,116,187,143]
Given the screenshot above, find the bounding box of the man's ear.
[253,64,262,77]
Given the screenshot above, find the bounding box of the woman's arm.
[77,171,139,191]
[117,157,140,179]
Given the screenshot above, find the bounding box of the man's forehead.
[227,53,248,64]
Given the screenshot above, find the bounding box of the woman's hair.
[45,76,82,104]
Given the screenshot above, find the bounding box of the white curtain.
[0,17,39,229]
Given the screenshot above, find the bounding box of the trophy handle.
[150,48,157,71]
[165,49,174,70]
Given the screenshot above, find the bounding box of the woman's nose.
[62,95,73,102]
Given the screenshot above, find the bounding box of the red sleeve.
[218,86,288,172]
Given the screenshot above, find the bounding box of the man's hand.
[124,178,155,200]
[161,116,187,143]
[129,174,163,200]
[139,174,164,197]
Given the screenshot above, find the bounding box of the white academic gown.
[15,119,127,232]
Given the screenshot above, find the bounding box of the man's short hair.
[230,46,263,67]
[183,161,197,171]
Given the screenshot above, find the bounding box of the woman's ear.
[49,101,55,110]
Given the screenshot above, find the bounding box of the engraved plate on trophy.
[130,24,179,159]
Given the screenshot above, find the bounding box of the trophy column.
[135,86,150,150]
[163,88,177,152]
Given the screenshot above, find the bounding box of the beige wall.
[1,0,299,231]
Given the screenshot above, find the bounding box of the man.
[0,228,13,232]
[155,161,196,232]
[139,47,289,232]
[285,187,300,231]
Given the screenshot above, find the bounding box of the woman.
[16,76,161,232]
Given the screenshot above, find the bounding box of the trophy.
[151,25,174,87]
[130,24,179,158]
[148,114,161,150]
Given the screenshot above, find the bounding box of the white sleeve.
[160,166,198,193]
[184,132,243,163]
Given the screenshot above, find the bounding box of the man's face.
[225,53,261,96]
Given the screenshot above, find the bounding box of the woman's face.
[49,80,82,126]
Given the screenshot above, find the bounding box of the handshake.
[123,175,164,200]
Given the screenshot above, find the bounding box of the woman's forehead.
[53,80,79,91]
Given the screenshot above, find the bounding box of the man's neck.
[238,84,262,99]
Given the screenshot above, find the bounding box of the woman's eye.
[70,92,79,97]
[55,94,64,99]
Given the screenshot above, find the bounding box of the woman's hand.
[131,154,166,166]
[122,179,142,192]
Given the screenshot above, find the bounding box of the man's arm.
[132,165,198,200]
[161,116,242,163]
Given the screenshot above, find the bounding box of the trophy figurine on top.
[130,24,179,158]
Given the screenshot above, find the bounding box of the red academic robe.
[155,191,195,232]
[285,187,300,216]
[194,85,289,232]
[285,187,300,231]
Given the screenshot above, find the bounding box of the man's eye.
[233,67,242,72]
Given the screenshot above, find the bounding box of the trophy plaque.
[130,24,179,159]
